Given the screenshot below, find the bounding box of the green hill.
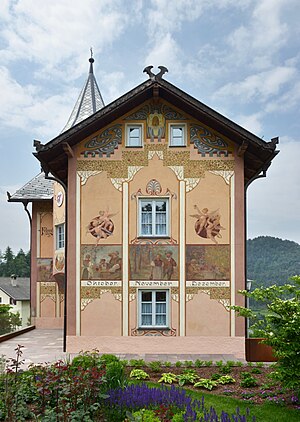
[247,236,300,288]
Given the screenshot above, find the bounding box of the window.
[169,124,186,146]
[56,224,65,249]
[139,290,169,327]
[126,124,143,147]
[139,198,169,237]
[10,298,16,306]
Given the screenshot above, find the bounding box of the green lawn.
[187,389,299,422]
[147,382,299,422]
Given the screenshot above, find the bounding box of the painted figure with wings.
[190,205,225,244]
[87,209,117,244]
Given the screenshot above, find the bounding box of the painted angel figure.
[190,205,225,244]
[87,209,117,244]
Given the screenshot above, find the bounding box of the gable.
[34,78,278,185]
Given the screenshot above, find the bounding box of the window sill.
[125,145,143,148]
[137,236,170,239]
[138,327,170,330]
[168,145,187,148]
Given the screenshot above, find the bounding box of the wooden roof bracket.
[237,140,249,157]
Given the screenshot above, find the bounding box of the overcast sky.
[0,0,299,253]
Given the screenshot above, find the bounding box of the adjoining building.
[0,276,30,328]
[8,58,279,358]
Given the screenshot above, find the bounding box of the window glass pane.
[156,291,166,302]
[141,201,153,235]
[172,127,183,137]
[155,201,167,236]
[142,315,152,325]
[142,291,152,302]
[142,303,152,314]
[171,126,185,146]
[155,314,166,326]
[128,126,142,146]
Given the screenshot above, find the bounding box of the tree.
[0,247,30,277]
[0,304,22,335]
[232,275,300,392]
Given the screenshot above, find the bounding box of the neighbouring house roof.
[61,56,105,133]
[0,277,30,301]
[33,68,279,186]
[7,172,53,203]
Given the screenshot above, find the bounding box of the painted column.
[30,203,38,318]
[179,180,186,336]
[76,174,81,336]
[230,174,235,336]
[122,182,129,336]
[67,155,77,336]
[36,212,41,318]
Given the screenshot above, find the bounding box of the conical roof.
[61,56,105,133]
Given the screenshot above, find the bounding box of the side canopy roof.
[34,67,279,186]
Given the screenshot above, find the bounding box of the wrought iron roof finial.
[89,47,94,73]
[143,65,168,81]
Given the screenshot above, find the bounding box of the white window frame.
[168,123,187,147]
[138,289,169,328]
[56,224,65,250]
[138,197,169,237]
[125,123,144,147]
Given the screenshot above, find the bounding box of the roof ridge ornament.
[143,65,168,81]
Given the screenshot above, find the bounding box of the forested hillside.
[247,236,300,287]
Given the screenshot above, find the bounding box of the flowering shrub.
[105,384,254,421]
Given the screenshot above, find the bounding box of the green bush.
[129,369,149,380]
[147,361,162,372]
[106,361,126,389]
[100,353,120,365]
[232,275,300,392]
[71,350,102,369]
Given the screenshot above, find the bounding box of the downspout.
[6,197,33,319]
[42,168,68,353]
[243,141,279,356]
[22,201,33,321]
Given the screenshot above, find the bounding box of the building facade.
[9,61,278,357]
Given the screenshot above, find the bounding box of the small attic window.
[126,124,143,147]
[169,124,186,147]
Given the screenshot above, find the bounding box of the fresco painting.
[130,245,178,280]
[186,245,230,280]
[81,245,122,280]
[37,258,54,282]
[86,210,117,244]
[190,205,225,244]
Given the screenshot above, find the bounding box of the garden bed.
[125,360,299,409]
[0,349,299,421]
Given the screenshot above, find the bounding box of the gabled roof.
[7,172,53,203]
[34,69,279,185]
[0,277,30,300]
[61,56,105,133]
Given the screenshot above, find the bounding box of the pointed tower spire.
[61,51,105,133]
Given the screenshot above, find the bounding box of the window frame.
[138,197,170,238]
[56,223,65,250]
[138,289,169,328]
[125,123,144,147]
[168,123,187,147]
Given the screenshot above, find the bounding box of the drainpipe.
[243,137,279,359]
[6,196,33,318]
[42,168,68,353]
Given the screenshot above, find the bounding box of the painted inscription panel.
[186,245,230,280]
[130,245,178,281]
[81,245,122,280]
